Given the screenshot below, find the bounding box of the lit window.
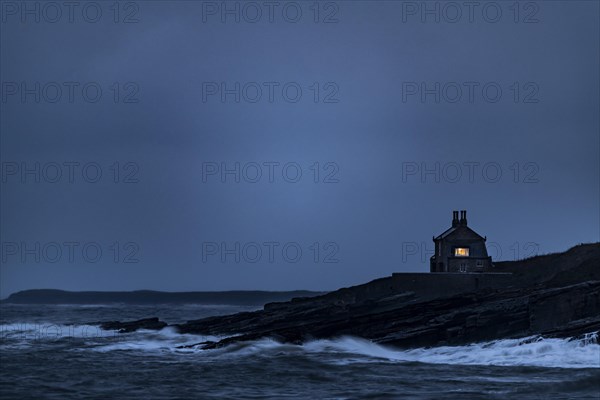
[455,248,469,257]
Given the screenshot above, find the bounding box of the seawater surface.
[1,304,599,399]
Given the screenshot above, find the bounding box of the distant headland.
[0,290,326,306]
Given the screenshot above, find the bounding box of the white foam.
[3,321,598,369]
[0,322,118,341]
[90,327,223,353]
[302,334,600,369]
[184,333,599,369]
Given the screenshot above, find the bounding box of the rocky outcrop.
[176,280,600,349]
[97,243,600,349]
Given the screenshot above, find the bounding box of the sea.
[1,304,599,399]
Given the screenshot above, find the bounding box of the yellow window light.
[455,248,469,257]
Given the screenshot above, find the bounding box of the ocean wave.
[150,331,600,369]
[0,322,117,341]
[201,334,600,369]
[2,322,598,369]
[300,334,600,369]
[90,327,223,353]
[0,323,224,353]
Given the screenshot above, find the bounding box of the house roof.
[434,225,486,241]
[435,226,457,239]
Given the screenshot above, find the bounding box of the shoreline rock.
[97,243,600,349]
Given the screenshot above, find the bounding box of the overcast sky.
[1,1,598,297]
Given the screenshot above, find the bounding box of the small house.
[430,210,492,273]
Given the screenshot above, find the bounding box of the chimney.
[460,210,467,226]
[452,210,459,227]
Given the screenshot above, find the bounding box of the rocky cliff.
[100,243,600,349]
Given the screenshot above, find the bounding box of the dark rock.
[97,243,600,349]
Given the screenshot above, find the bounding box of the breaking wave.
[301,334,600,369]
[2,322,598,369]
